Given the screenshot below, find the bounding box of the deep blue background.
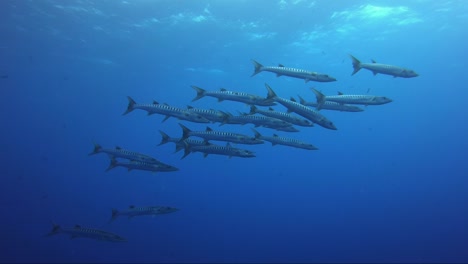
[1,0,467,263]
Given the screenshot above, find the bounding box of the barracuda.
[105,157,179,173]
[182,141,256,159]
[88,143,161,164]
[251,60,336,83]
[191,86,276,106]
[300,97,364,112]
[249,105,314,127]
[349,54,418,78]
[179,124,264,145]
[46,223,127,242]
[310,88,392,110]
[109,205,178,222]
[265,83,337,130]
[251,129,318,150]
[123,96,210,123]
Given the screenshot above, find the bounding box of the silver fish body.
[251,129,318,150]
[110,205,178,222]
[251,60,336,82]
[105,157,179,173]
[265,84,337,130]
[310,88,392,109]
[191,86,275,106]
[249,105,314,127]
[182,142,256,159]
[179,124,264,145]
[123,96,210,123]
[350,55,418,78]
[46,223,127,242]
[89,143,160,164]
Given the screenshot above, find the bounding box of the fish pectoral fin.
[162,115,171,122]
[304,79,309,83]
[276,73,282,77]
[372,71,378,76]
[203,153,208,158]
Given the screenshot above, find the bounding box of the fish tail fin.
[181,141,191,159]
[105,157,118,172]
[109,209,119,223]
[251,128,261,139]
[219,111,230,124]
[349,54,361,75]
[45,221,61,237]
[191,85,206,102]
[249,105,258,115]
[179,123,191,140]
[123,96,137,115]
[310,88,326,110]
[174,142,185,153]
[158,130,170,146]
[251,59,263,77]
[264,83,277,100]
[88,142,102,156]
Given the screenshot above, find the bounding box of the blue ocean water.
[1,0,467,262]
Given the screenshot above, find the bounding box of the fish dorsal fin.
[268,107,274,111]
[163,103,169,106]
[206,126,213,131]
[290,97,297,102]
[278,64,285,67]
[129,205,135,209]
[220,88,227,91]
[226,142,232,148]
[273,134,278,137]
[153,101,159,105]
[187,105,193,109]
[115,146,122,150]
[74,225,81,229]
[337,91,344,95]
[298,95,306,105]
[371,59,377,63]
